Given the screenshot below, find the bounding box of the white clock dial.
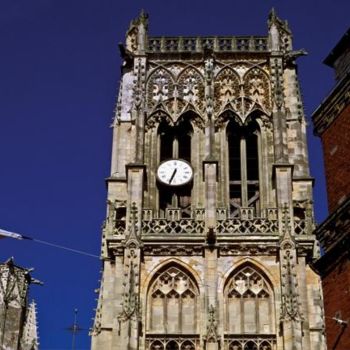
[157,159,193,186]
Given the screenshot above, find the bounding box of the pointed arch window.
[227,117,260,217]
[147,266,199,337]
[158,117,193,217]
[224,265,275,336]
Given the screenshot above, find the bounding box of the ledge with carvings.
[147,36,268,54]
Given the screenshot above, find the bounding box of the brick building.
[313,28,350,350]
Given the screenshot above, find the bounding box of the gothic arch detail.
[146,68,175,111]
[146,111,174,130]
[146,265,200,335]
[225,115,261,216]
[214,67,241,114]
[243,68,271,112]
[224,264,275,335]
[177,67,205,113]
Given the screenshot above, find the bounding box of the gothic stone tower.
[91,10,326,350]
[0,258,39,350]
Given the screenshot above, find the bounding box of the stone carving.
[214,67,240,113]
[225,265,273,335]
[0,258,40,350]
[147,36,268,54]
[243,67,271,112]
[204,304,219,343]
[220,244,278,256]
[226,266,271,299]
[118,204,141,324]
[177,67,205,112]
[21,300,39,350]
[216,218,278,235]
[213,66,271,124]
[148,266,199,336]
[126,10,148,53]
[147,68,174,110]
[268,8,292,53]
[143,245,203,256]
[132,58,146,111]
[225,338,274,350]
[270,58,285,111]
[107,199,127,235]
[146,337,199,350]
[146,66,204,118]
[0,259,30,308]
[142,218,205,235]
[279,206,303,322]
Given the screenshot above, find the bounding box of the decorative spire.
[125,10,149,53]
[268,8,292,52]
[21,300,39,350]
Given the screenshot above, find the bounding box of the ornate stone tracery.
[243,68,271,112]
[225,265,274,335]
[146,66,205,118]
[147,265,199,335]
[177,67,205,112]
[214,67,240,114]
[147,68,175,111]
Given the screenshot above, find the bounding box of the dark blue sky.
[0,1,348,349]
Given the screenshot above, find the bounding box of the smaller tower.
[0,258,40,350]
[313,28,350,350]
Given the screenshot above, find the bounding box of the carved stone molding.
[142,244,203,256]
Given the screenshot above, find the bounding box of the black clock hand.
[169,168,177,184]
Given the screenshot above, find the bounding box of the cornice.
[312,73,350,136]
[315,197,350,253]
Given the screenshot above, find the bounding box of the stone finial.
[268,8,292,52]
[126,10,149,53]
[21,300,39,350]
[205,304,219,343]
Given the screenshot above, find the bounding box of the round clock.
[157,159,193,186]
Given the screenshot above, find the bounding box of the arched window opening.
[244,341,258,350]
[159,120,174,162]
[157,118,193,218]
[166,341,179,350]
[148,340,196,350]
[150,340,164,350]
[224,265,274,336]
[228,340,272,350]
[227,118,260,217]
[147,266,199,336]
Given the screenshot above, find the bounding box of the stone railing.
[113,220,126,235]
[294,219,312,235]
[147,36,268,53]
[142,208,205,221]
[216,207,278,221]
[216,218,279,235]
[142,218,205,235]
[113,208,311,236]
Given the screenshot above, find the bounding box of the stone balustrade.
[147,36,268,53]
[111,208,312,236]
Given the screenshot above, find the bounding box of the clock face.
[157,159,193,186]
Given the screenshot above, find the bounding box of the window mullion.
[240,135,248,207]
[173,136,179,158]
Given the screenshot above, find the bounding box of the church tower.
[91,11,326,350]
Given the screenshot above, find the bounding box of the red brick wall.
[322,257,350,350]
[321,105,350,213]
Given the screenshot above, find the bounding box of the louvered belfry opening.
[227,117,260,217]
